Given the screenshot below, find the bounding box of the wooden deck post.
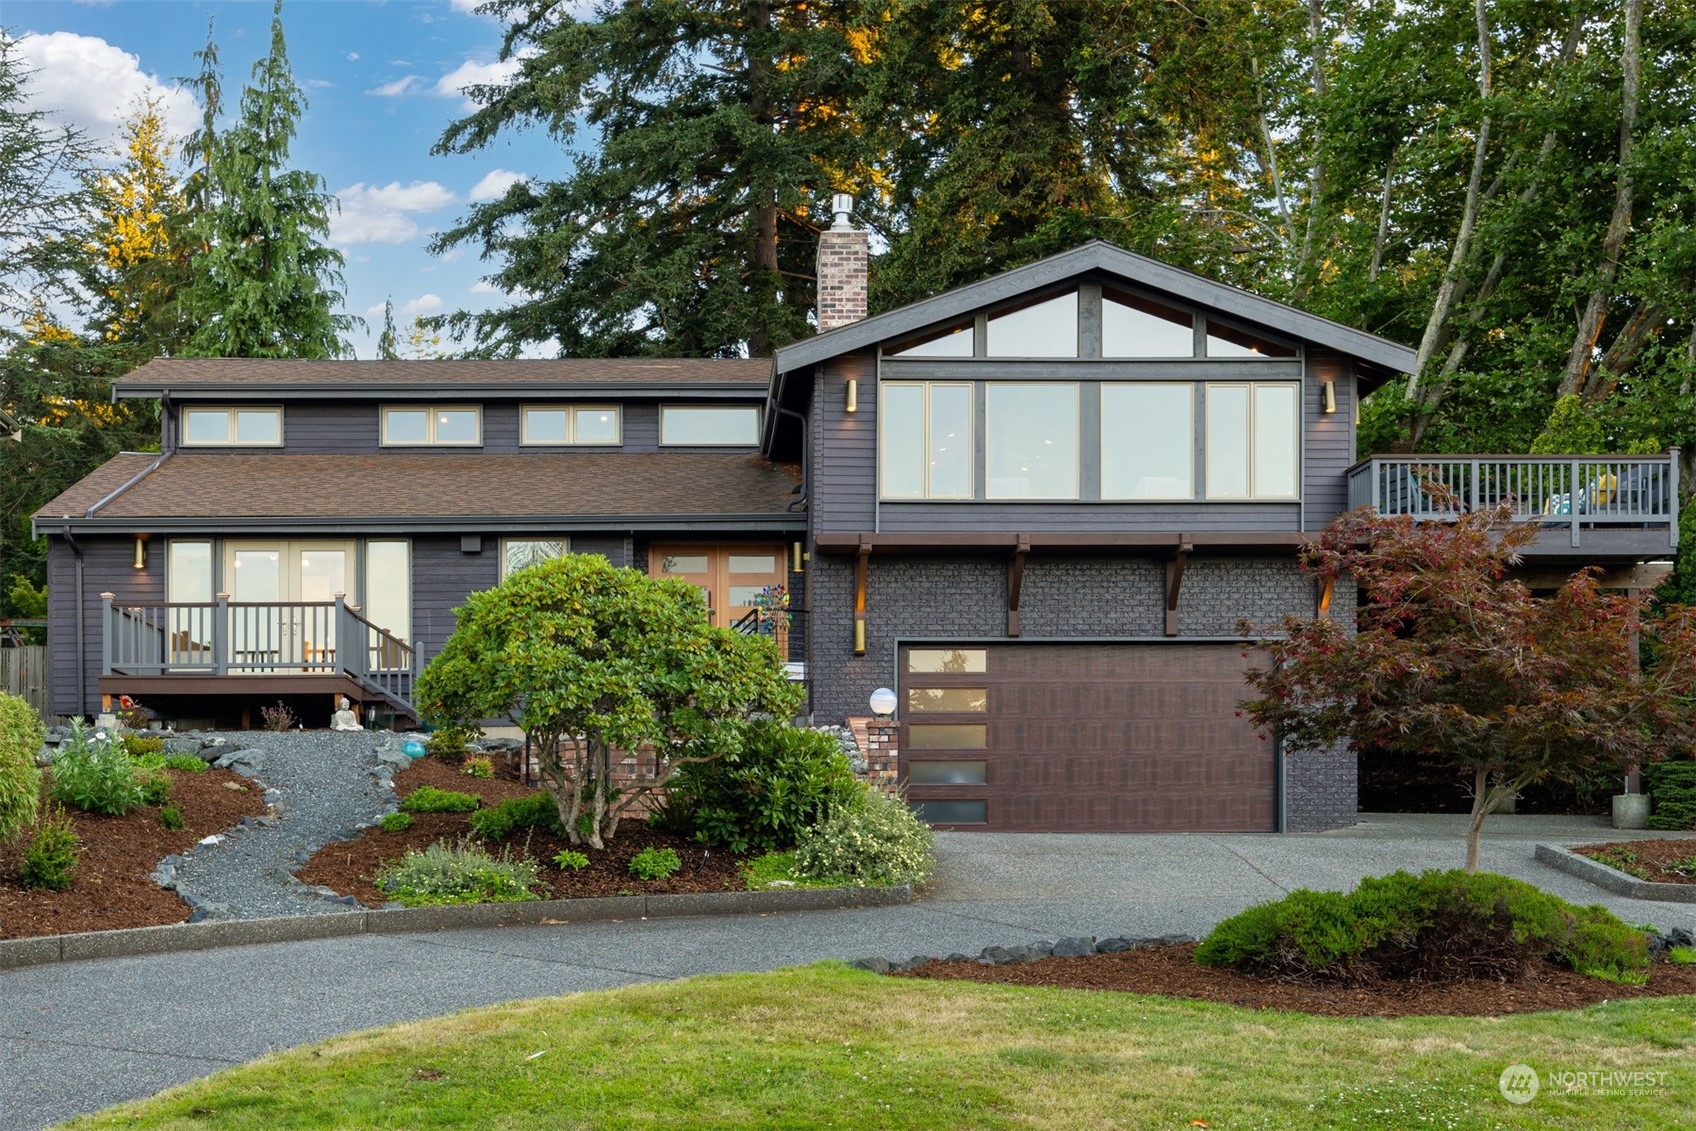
[212,593,230,676]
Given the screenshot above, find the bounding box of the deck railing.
[101,594,416,709]
[1345,453,1679,548]
[729,606,806,666]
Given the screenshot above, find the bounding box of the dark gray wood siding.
[50,534,164,716]
[283,402,379,452]
[1303,349,1355,530]
[409,536,497,669]
[812,352,878,535]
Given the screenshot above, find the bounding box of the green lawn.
[63,965,1694,1130]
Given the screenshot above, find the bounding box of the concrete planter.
[1612,793,1651,830]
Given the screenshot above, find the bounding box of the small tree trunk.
[587,741,608,850]
[1464,767,1493,873]
[1558,0,1642,400]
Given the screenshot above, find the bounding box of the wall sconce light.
[844,378,858,414]
[853,620,867,655]
[1321,379,1337,414]
[132,536,146,570]
[869,687,897,717]
[791,541,807,573]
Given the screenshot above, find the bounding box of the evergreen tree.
[376,298,399,360]
[176,2,354,358]
[430,0,871,358]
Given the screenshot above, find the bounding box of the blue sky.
[6,0,579,357]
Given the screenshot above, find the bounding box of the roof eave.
[114,383,770,400]
[37,512,807,536]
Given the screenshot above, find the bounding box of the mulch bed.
[1574,838,1696,884]
[295,754,747,906]
[0,768,267,940]
[894,942,1696,1017]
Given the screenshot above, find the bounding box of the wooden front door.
[648,544,785,627]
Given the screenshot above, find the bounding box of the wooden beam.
[1164,535,1193,637]
[1007,535,1030,637]
[1317,575,1335,615]
[813,530,1304,554]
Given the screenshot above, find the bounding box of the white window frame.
[380,404,482,446]
[180,406,283,447]
[499,538,570,580]
[1204,382,1301,501]
[521,404,622,446]
[879,380,975,500]
[658,404,761,447]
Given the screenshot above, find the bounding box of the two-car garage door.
[898,644,1274,832]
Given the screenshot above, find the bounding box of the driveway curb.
[1534,843,1696,903]
[0,884,913,970]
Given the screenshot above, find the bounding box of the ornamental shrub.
[1196,870,1651,984]
[379,811,414,832]
[19,805,81,891]
[469,792,562,841]
[659,721,860,854]
[553,849,590,872]
[135,767,172,807]
[49,722,144,817]
[164,754,208,773]
[628,846,681,880]
[399,786,480,814]
[376,839,540,906]
[158,806,185,831]
[0,691,44,843]
[462,755,495,779]
[123,734,166,758]
[792,786,935,888]
[1645,760,1696,831]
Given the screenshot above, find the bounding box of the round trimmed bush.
[792,786,934,888]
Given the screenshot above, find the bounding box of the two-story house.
[34,214,1679,835]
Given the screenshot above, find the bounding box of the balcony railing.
[730,606,806,671]
[101,594,416,711]
[1346,453,1679,548]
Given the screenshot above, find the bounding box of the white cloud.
[12,32,198,151]
[402,294,444,316]
[468,168,530,202]
[369,75,423,97]
[434,51,535,106]
[330,180,457,246]
[469,280,500,295]
[346,52,361,62]
[450,0,483,11]
[363,301,389,322]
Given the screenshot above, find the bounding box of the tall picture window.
[985,383,1079,499]
[879,382,973,499]
[364,541,412,643]
[1205,383,1299,499]
[1101,384,1194,499]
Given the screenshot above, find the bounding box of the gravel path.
[160,730,403,920]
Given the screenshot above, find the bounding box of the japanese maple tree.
[1243,498,1696,872]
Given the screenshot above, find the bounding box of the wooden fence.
[1,646,49,721]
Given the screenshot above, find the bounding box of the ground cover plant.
[375,839,540,906]
[1576,839,1696,884]
[0,763,265,939]
[59,964,1696,1130]
[399,786,480,814]
[1196,869,1651,984]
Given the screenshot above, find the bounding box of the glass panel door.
[649,545,785,630]
[224,541,353,671]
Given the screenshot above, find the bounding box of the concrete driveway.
[3,814,1692,1131]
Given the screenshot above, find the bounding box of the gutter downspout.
[86,448,173,518]
[62,526,86,717]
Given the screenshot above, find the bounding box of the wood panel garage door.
[899,644,1273,832]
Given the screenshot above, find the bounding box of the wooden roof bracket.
[1007,534,1030,637]
[1164,534,1193,637]
[853,536,871,655]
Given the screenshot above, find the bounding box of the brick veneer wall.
[807,551,1359,831]
[816,227,869,331]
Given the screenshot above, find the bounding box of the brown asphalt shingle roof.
[34,452,800,522]
[117,358,771,390]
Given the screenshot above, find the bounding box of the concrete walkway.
[3,814,1693,1131]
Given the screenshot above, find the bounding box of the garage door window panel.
[907,760,988,784]
[907,724,988,750]
[906,687,987,713]
[907,648,987,673]
[986,383,1079,499]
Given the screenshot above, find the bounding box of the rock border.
[0,884,912,970]
[847,932,1199,973]
[1535,843,1696,904]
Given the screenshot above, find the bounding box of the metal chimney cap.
[830,193,855,230]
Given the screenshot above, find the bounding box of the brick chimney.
[816,193,868,332]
